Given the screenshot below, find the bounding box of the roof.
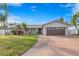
[27,25,42,28]
[43,20,71,27]
[27,20,72,28]
[0,20,74,29]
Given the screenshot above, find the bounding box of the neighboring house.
[0,28,11,35]
[67,26,78,35]
[0,23,19,34]
[0,20,78,35]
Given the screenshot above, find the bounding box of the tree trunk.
[5,19,8,34]
[0,21,2,28]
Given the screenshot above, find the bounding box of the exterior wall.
[65,27,68,36]
[41,28,43,34]
[0,22,70,35]
[0,29,5,34]
[65,26,78,35]
[76,29,78,34]
[66,28,78,35]
[31,28,37,34]
[43,22,68,35]
[0,29,11,34]
[27,28,39,35]
[0,28,42,35]
[43,27,46,35]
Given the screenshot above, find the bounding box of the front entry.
[38,28,42,34]
[46,27,65,35]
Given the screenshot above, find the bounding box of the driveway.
[22,35,79,56]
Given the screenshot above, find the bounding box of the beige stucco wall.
[43,22,68,35]
[66,26,78,35]
[0,29,11,34]
[43,22,68,27]
[27,28,38,34]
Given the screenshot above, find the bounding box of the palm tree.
[0,14,3,28]
[71,12,79,26]
[0,3,8,34]
[71,14,77,26]
[71,12,79,34]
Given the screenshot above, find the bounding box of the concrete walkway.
[22,35,50,56]
[22,35,79,56]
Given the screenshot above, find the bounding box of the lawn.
[0,35,37,56]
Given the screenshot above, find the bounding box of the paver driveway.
[22,35,79,56]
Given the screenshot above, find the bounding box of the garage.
[46,27,65,35]
[43,21,68,36]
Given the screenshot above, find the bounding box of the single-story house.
[27,25,42,35]
[0,20,78,35]
[26,20,78,36]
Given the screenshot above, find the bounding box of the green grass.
[0,35,37,56]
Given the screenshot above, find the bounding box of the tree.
[71,12,79,27]
[0,3,8,34]
[71,12,79,34]
[58,17,64,22]
[12,22,27,35]
[16,22,27,35]
[21,22,27,30]
[16,24,22,35]
[0,14,3,28]
[20,22,27,34]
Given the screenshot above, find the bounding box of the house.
[67,26,78,35]
[0,20,78,35]
[27,25,43,35]
[26,20,78,36]
[0,23,19,34]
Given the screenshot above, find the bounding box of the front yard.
[0,35,37,56]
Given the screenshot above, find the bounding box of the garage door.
[47,27,65,35]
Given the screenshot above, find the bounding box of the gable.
[43,21,68,27]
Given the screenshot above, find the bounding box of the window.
[47,27,56,30]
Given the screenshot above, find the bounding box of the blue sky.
[6,3,79,25]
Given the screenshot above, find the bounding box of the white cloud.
[27,19,33,22]
[0,10,5,13]
[65,4,72,8]
[31,5,37,12]
[72,4,79,15]
[65,13,72,17]
[31,8,36,11]
[8,3,22,7]
[60,3,79,15]
[31,6,36,9]
[60,4,72,8]
[8,15,25,23]
[7,15,34,25]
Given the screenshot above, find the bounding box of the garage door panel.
[47,27,65,35]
